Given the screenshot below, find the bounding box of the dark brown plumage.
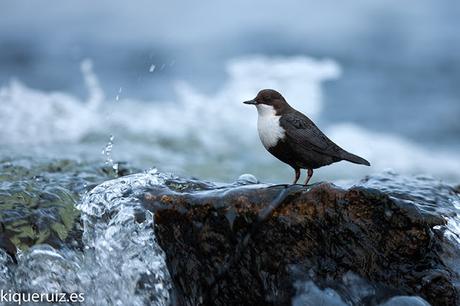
[244,89,370,185]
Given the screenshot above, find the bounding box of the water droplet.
[237,173,258,184]
[115,87,122,101]
[102,135,115,172]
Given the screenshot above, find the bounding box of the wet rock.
[142,175,460,306]
[0,223,17,264]
[0,158,137,256]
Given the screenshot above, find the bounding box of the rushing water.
[1,55,459,184]
[0,158,459,305]
[0,54,459,305]
[1,164,171,306]
[0,2,459,304]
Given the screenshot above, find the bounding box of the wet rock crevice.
[142,176,459,306]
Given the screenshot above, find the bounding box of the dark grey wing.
[279,111,345,159]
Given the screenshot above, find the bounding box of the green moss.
[0,157,138,251]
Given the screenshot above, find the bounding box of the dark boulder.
[141,175,460,306]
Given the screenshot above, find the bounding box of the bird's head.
[243,89,290,115]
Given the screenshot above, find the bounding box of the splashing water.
[115,87,123,102]
[0,161,458,305]
[101,135,114,165]
[0,59,103,144]
[101,135,119,174]
[0,55,459,183]
[3,169,172,306]
[75,169,172,305]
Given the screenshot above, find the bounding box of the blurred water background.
[0,0,459,183]
[1,2,460,305]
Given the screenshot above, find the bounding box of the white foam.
[0,55,459,181]
[9,169,172,306]
[322,123,460,181]
[0,56,338,146]
[0,60,103,144]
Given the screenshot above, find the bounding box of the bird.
[243,89,370,185]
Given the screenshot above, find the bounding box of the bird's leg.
[304,169,313,185]
[293,168,300,184]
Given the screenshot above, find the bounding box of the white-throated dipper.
[244,89,370,185]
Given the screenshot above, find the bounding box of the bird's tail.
[341,151,370,166]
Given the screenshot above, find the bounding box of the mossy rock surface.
[0,158,137,260]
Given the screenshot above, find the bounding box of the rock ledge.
[141,176,459,306]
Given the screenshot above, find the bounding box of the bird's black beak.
[243,99,257,105]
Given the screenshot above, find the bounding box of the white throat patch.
[256,104,285,148]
